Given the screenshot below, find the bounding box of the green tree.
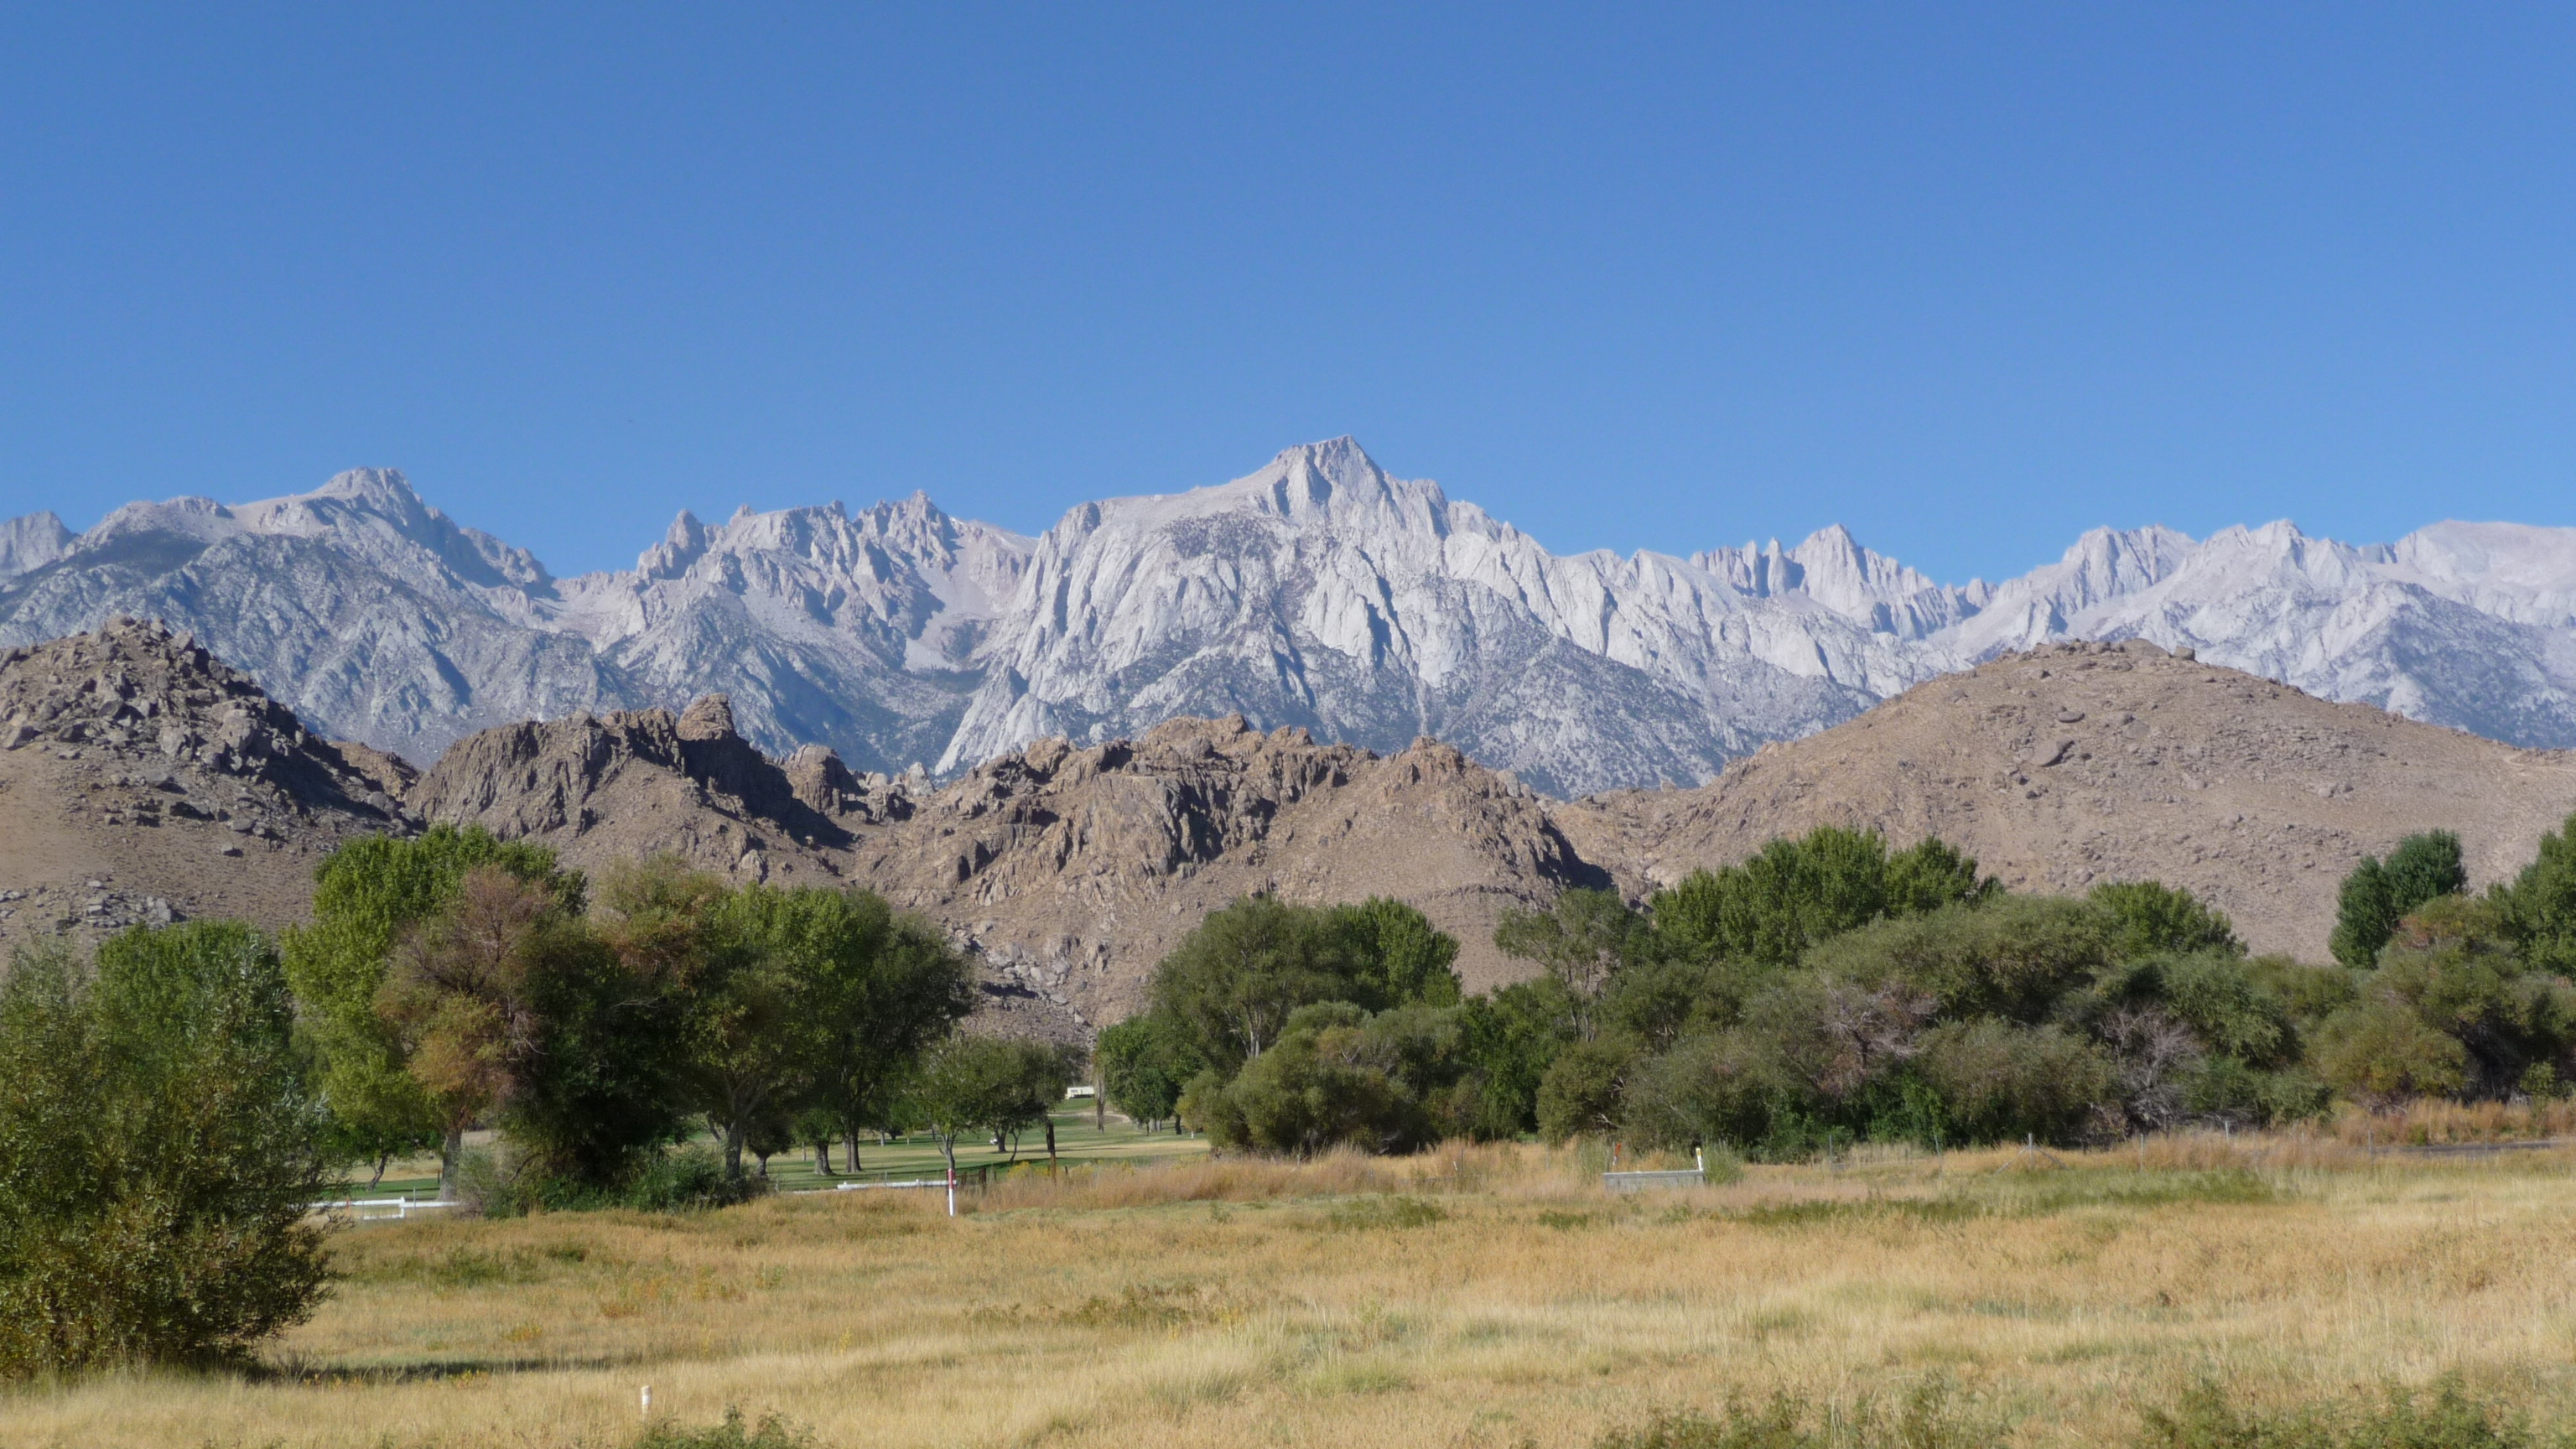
[2089,880,2242,960]
[378,866,682,1196]
[1324,897,1463,1008]
[1493,888,1645,1036]
[1535,1036,1639,1142]
[1804,896,2115,1025]
[283,825,581,1193]
[2331,830,2468,968]
[798,899,976,1173]
[0,926,330,1375]
[1198,1014,1423,1156]
[1648,829,1992,972]
[1452,976,1580,1137]
[2497,813,2576,975]
[1097,1013,1206,1128]
[1147,896,1357,1069]
[1911,1020,2117,1146]
[909,1035,1067,1176]
[2314,895,2576,1104]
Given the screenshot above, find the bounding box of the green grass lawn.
[326,1104,1210,1202]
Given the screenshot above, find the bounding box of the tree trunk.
[439,1125,465,1200]
[1046,1118,1057,1164]
[367,1152,391,1191]
[723,1119,745,1179]
[814,1139,832,1176]
[846,1130,864,1174]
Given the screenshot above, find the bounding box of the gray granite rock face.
[9,445,2576,792]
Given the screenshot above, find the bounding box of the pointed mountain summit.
[10,440,2576,789]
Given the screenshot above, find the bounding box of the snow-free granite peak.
[8,439,2576,793]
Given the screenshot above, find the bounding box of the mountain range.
[8,438,2576,796]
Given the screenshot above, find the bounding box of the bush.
[1595,1378,1990,1449]
[465,1142,770,1217]
[2311,998,2474,1106]
[2331,830,2468,969]
[1618,1032,1780,1153]
[1805,896,2113,1024]
[2313,896,2576,1104]
[1646,828,1994,972]
[2092,880,2242,959]
[632,1408,813,1449]
[1536,1037,1639,1143]
[2153,952,2296,1066]
[2135,1374,2537,1449]
[0,927,331,1375]
[1202,1017,1434,1156]
[1912,1019,2116,1146]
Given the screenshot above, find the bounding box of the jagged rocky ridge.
[10,440,2576,794]
[408,697,1596,1025]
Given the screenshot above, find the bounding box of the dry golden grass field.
[9,1112,2576,1448]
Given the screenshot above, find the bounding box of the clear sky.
[3,6,2573,584]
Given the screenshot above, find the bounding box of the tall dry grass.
[4,1138,2576,1448]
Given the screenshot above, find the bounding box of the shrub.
[2311,998,2474,1105]
[1202,1019,1431,1156]
[2313,895,2576,1104]
[2091,880,2242,959]
[1595,1377,1989,1449]
[466,1143,769,1217]
[1912,1019,2116,1145]
[1618,1032,1781,1152]
[2154,952,2296,1066]
[2330,830,2468,969]
[2134,1374,2536,1449]
[1647,828,1994,972]
[632,1408,813,1449]
[1805,896,2113,1024]
[1536,1037,1639,1143]
[0,927,331,1375]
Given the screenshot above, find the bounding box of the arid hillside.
[1563,637,2576,958]
[0,618,413,955]
[411,704,1597,1026]
[13,626,2576,1024]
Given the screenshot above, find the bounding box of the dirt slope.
[0,619,413,956]
[19,626,2576,1028]
[1561,638,2576,958]
[411,706,1597,1028]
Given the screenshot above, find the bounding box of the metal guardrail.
[1602,1170,1707,1192]
[313,1197,461,1220]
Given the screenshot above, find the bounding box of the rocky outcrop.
[408,704,1600,1026]
[408,697,901,879]
[0,620,416,954]
[0,616,408,826]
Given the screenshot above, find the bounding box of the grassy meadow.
[10,1111,2576,1448]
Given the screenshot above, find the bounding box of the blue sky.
[3,6,2572,584]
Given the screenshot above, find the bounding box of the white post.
[946,1161,957,1218]
[641,1385,651,1417]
